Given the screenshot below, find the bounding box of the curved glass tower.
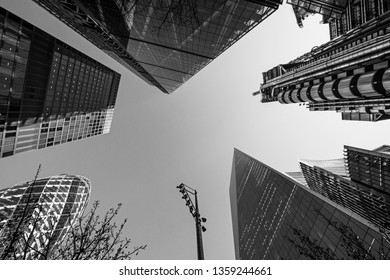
[0,174,91,259]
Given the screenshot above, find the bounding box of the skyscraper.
[256,0,390,121]
[230,148,390,259]
[32,0,282,93]
[0,7,120,158]
[300,145,390,232]
[0,174,91,259]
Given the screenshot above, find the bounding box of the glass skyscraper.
[32,0,282,93]
[230,148,390,259]
[0,7,120,158]
[0,174,91,259]
[256,0,390,121]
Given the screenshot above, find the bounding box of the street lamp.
[176,183,207,260]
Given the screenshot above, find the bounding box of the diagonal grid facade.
[0,174,91,259]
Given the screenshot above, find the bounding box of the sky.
[0,0,389,260]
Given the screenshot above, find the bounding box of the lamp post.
[176,183,206,260]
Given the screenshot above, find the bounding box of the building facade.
[300,145,390,233]
[0,174,91,259]
[257,0,390,121]
[0,7,120,158]
[230,148,390,259]
[32,0,282,93]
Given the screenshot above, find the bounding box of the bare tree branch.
[49,201,146,260]
[1,165,41,259]
[1,166,145,260]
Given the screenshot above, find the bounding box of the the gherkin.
[0,174,91,259]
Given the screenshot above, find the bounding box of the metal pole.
[194,191,204,260]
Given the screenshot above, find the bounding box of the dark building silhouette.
[257,0,390,121]
[32,0,282,93]
[0,7,120,158]
[230,148,390,259]
[0,174,91,259]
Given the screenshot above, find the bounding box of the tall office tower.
[230,148,390,259]
[0,174,91,259]
[32,0,282,94]
[0,7,120,158]
[256,0,390,121]
[300,145,390,233]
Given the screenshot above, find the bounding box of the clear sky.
[1,0,388,260]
